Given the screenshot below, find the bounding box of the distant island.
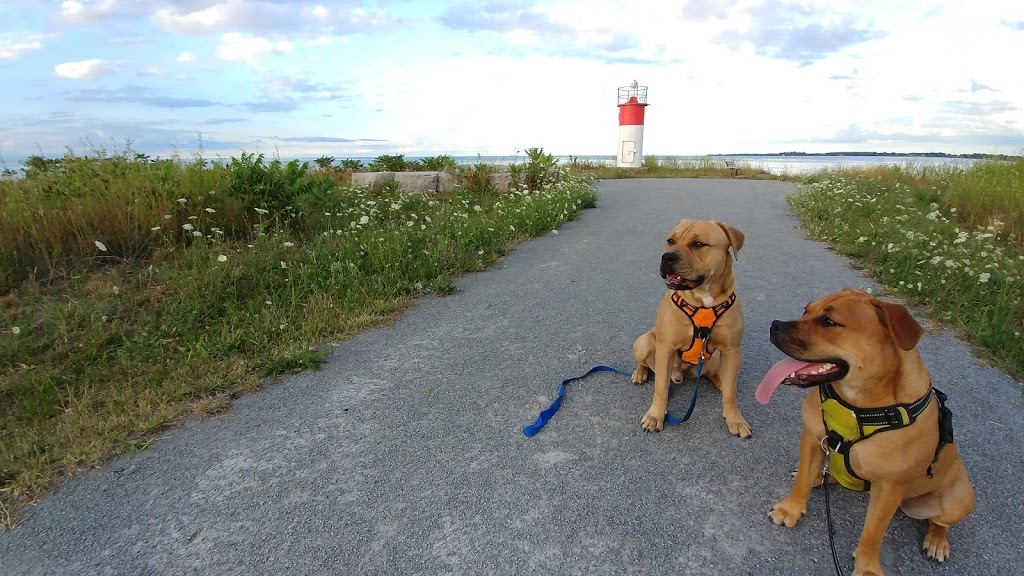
[709,151,1019,160]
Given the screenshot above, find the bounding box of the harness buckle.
[695,326,712,342]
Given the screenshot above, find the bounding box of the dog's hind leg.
[631,331,655,384]
[905,457,976,563]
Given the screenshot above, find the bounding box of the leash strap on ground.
[522,350,706,437]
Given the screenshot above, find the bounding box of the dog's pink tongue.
[755,357,814,404]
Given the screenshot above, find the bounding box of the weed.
[368,154,408,172]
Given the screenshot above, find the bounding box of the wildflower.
[420,224,426,230]
[192,231,203,237]
[205,207,216,213]
[255,208,269,215]
[390,203,401,210]
[280,261,287,269]
[182,223,195,231]
[164,214,172,220]
[473,205,482,212]
[265,300,272,305]
[359,216,369,225]
[218,255,227,262]
[188,215,198,220]
[551,230,558,235]
[11,327,19,335]
[94,240,108,252]
[283,242,295,247]
[177,198,187,204]
[151,226,161,231]
[978,272,991,283]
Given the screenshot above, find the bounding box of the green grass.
[787,159,1024,378]
[0,147,596,526]
[567,155,775,180]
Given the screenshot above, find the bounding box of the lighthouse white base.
[616,124,645,167]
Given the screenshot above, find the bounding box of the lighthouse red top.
[617,81,649,126]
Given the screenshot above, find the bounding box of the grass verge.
[0,147,596,527]
[787,159,1024,378]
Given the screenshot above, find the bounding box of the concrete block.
[438,172,459,193]
[351,171,394,193]
[393,171,439,193]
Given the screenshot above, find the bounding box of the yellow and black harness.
[820,383,954,491]
[670,291,736,365]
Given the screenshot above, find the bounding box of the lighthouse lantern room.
[616,80,649,168]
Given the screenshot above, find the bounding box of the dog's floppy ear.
[715,222,745,260]
[872,299,924,351]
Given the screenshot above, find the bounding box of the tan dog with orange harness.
[631,219,751,438]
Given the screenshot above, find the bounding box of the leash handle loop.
[522,365,631,437]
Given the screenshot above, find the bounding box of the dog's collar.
[819,383,941,491]
[670,291,736,365]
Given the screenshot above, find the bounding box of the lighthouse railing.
[617,86,648,105]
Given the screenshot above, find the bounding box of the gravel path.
[2,178,1021,575]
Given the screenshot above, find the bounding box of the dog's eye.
[819,316,841,328]
[666,238,676,246]
[691,241,706,248]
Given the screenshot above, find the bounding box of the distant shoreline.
[708,151,1018,160]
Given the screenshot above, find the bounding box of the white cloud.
[54,58,113,79]
[58,0,122,24]
[176,52,197,63]
[311,5,329,21]
[215,33,294,64]
[0,38,43,60]
[153,2,229,35]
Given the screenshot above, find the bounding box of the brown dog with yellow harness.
[757,288,975,576]
[631,219,751,438]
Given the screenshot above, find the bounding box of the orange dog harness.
[670,292,737,365]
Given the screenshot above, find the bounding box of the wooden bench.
[724,160,739,176]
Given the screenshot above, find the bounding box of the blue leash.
[522,345,707,437]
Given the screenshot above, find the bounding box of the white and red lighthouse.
[616,80,649,168]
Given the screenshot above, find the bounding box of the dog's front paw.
[922,524,951,562]
[852,549,886,576]
[631,368,649,385]
[640,409,665,432]
[725,413,752,439]
[769,497,806,528]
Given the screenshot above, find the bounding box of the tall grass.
[568,155,773,179]
[945,156,1024,244]
[0,147,596,525]
[788,160,1024,377]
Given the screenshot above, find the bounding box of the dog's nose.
[770,320,789,334]
[661,251,679,264]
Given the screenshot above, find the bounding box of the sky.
[1,0,1023,164]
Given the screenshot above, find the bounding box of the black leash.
[821,437,845,576]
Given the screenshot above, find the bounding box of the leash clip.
[695,326,712,342]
